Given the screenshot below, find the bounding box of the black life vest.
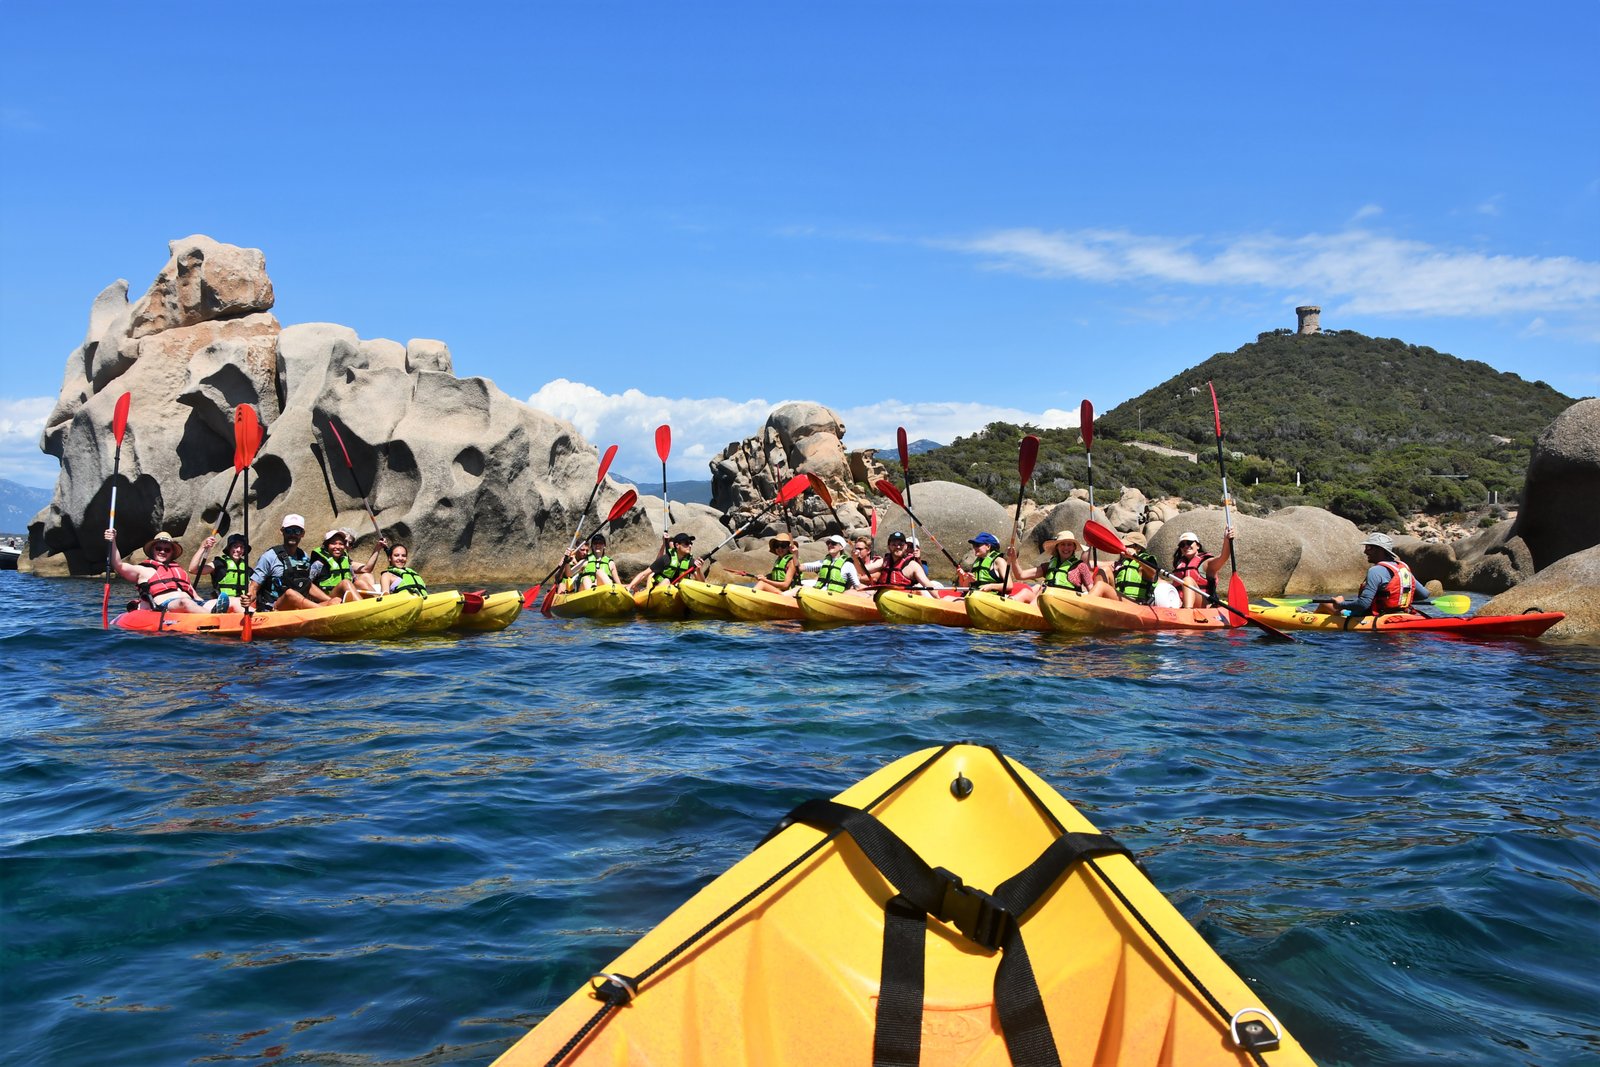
[264,547,313,600]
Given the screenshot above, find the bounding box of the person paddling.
[378,541,428,595]
[189,532,250,613]
[246,514,332,611]
[959,532,1010,593]
[1086,529,1159,604]
[1170,528,1234,609]
[628,532,704,593]
[1317,532,1418,619]
[105,530,222,613]
[752,532,799,593]
[1008,529,1095,604]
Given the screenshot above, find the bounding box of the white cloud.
[0,396,59,490]
[526,380,1076,482]
[940,226,1600,319]
[1352,204,1383,222]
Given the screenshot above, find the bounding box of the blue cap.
[970,532,999,547]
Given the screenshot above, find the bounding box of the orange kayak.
[1038,589,1233,632]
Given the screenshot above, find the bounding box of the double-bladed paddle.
[523,444,620,608]
[896,426,913,512]
[323,418,384,542]
[199,404,261,547]
[805,473,845,532]
[687,474,813,577]
[1208,382,1249,621]
[1081,399,1097,570]
[539,489,639,616]
[101,391,132,628]
[310,441,340,516]
[655,424,672,541]
[1081,519,1294,642]
[235,406,264,641]
[874,477,963,573]
[1265,594,1472,615]
[1003,435,1040,595]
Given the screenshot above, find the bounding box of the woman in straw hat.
[1007,529,1097,604]
[753,532,800,593]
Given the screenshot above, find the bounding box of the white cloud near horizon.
[0,396,57,489]
[526,379,1076,482]
[940,226,1600,319]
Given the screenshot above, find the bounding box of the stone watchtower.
[1295,305,1322,334]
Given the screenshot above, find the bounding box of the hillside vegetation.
[907,330,1576,527]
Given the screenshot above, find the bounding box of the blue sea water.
[2,572,1597,1066]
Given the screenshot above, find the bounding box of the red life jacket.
[1172,550,1216,599]
[886,555,920,588]
[140,561,198,604]
[1374,559,1416,612]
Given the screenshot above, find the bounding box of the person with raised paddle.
[1007,529,1096,604]
[188,533,250,613]
[524,444,620,609]
[752,532,800,593]
[1170,528,1234,609]
[564,531,622,592]
[1084,528,1160,605]
[628,532,704,594]
[858,531,936,591]
[246,514,334,612]
[958,532,1010,592]
[377,541,428,596]
[1315,532,1419,620]
[104,530,226,613]
[309,528,382,601]
[100,391,133,628]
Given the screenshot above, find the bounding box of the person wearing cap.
[849,534,883,587]
[796,534,863,594]
[565,531,620,592]
[858,531,936,591]
[1317,532,1417,619]
[310,528,382,600]
[628,532,704,593]
[188,532,251,613]
[104,529,219,613]
[959,532,1010,593]
[753,532,800,593]
[1086,528,1160,604]
[1169,527,1234,609]
[1008,530,1096,603]
[378,541,428,596]
[247,514,332,611]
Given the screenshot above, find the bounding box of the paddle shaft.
[1208,382,1238,576]
[310,442,340,516]
[325,420,383,541]
[101,393,132,628]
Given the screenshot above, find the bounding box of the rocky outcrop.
[26,237,628,582]
[1147,509,1303,596]
[1507,400,1600,571]
[1480,544,1600,640]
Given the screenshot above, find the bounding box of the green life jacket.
[1114,550,1158,604]
[969,551,1002,586]
[311,548,352,591]
[573,553,613,589]
[656,551,695,585]
[386,566,426,595]
[768,552,795,586]
[814,555,850,593]
[211,556,250,597]
[1043,554,1082,590]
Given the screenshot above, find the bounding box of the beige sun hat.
[143,531,183,557]
[1042,530,1080,554]
[769,532,797,551]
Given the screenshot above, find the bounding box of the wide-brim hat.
[1360,532,1397,558]
[144,531,183,557]
[769,533,796,551]
[225,533,251,552]
[1122,529,1148,547]
[1042,530,1080,554]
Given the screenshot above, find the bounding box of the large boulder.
[870,480,1010,580]
[1507,400,1600,571]
[1149,508,1301,596]
[1267,506,1368,593]
[1450,519,1534,593]
[1479,544,1600,640]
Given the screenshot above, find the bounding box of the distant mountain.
[905,438,943,455]
[2,478,51,535]
[617,476,713,505]
[909,330,1577,525]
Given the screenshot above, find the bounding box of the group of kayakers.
[109,513,429,615]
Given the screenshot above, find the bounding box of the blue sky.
[3,2,1596,488]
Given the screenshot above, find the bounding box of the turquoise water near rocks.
[2,571,1597,1066]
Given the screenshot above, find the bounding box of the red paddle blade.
[233,404,261,471]
[605,489,639,522]
[896,427,910,469]
[870,507,878,537]
[1208,381,1223,439]
[522,585,542,609]
[655,425,671,462]
[1227,573,1249,628]
[1079,399,1094,451]
[326,418,354,467]
[1018,434,1040,481]
[775,473,811,504]
[1082,519,1125,556]
[102,585,111,629]
[112,391,132,444]
[242,611,253,642]
[873,477,906,509]
[597,444,618,483]
[805,472,833,507]
[539,578,561,617]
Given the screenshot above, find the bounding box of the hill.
[907,330,1576,526]
[618,476,713,505]
[2,478,51,536]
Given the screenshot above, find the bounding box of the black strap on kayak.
[782,796,1130,1067]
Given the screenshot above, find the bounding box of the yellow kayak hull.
[550,585,637,619]
[964,590,1051,632]
[633,584,687,619]
[494,744,1313,1067]
[723,583,805,622]
[451,590,524,632]
[678,579,734,620]
[795,586,882,625]
[410,591,466,633]
[1038,589,1232,632]
[113,594,422,640]
[875,589,971,627]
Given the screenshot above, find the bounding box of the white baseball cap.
[281,513,307,530]
[824,534,847,547]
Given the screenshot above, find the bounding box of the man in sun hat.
[753,531,800,593]
[246,513,333,611]
[959,531,1010,593]
[1007,529,1096,603]
[103,528,219,613]
[1317,531,1418,619]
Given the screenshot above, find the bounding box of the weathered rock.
[871,480,1010,580]
[1507,399,1600,571]
[710,401,873,539]
[1149,508,1301,596]
[1268,506,1369,593]
[405,339,453,375]
[1103,487,1149,533]
[128,235,274,338]
[1029,499,1099,550]
[1392,534,1457,587]
[1480,544,1600,640]
[1450,519,1533,593]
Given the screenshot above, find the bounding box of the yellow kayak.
[678,579,734,620]
[550,585,637,620]
[493,744,1313,1066]
[1039,589,1232,632]
[795,586,881,625]
[113,593,422,641]
[409,591,466,633]
[723,583,805,622]
[451,590,524,632]
[876,588,971,627]
[965,590,1051,633]
[633,583,687,619]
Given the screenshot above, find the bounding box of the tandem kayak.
[965,589,1051,632]
[550,585,636,620]
[1248,604,1565,638]
[114,594,424,641]
[875,588,971,627]
[450,590,524,632]
[678,579,734,620]
[794,586,882,625]
[410,591,467,633]
[493,743,1312,1066]
[723,583,805,622]
[633,583,686,619]
[1038,589,1235,632]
